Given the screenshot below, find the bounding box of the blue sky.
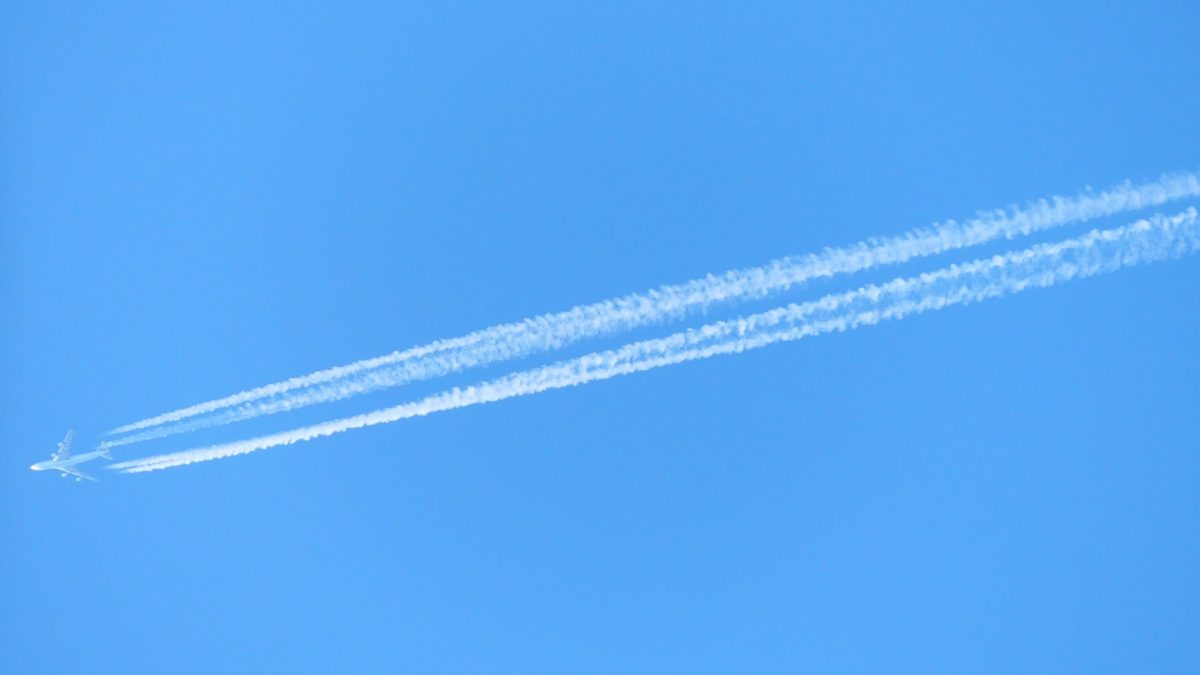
[3,3,1199,672]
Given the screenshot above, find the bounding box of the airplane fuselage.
[30,449,109,472]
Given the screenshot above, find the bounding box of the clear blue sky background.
[3,3,1199,673]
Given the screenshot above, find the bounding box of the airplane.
[29,429,112,482]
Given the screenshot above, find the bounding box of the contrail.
[105,171,1200,446]
[110,207,1200,474]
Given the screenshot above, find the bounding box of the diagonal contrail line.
[110,207,1200,473]
[105,172,1200,447]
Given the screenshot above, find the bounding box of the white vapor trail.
[110,207,1200,474]
[105,172,1200,447]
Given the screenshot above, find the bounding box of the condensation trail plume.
[107,171,1200,444]
[110,208,1200,474]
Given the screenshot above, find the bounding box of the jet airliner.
[30,430,112,482]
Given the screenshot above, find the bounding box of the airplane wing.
[60,465,96,482]
[51,429,74,462]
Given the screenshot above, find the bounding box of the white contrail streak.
[110,207,1200,474]
[105,172,1200,446]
